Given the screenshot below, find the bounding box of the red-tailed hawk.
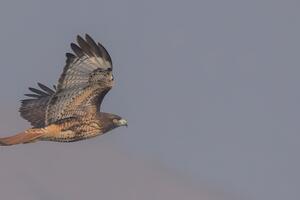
[0,34,127,146]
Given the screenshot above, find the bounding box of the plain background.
[0,0,299,200]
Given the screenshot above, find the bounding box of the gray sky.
[0,0,299,199]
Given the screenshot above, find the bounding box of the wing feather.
[19,83,56,127]
[28,87,49,96]
[70,43,84,57]
[45,34,114,125]
[37,82,55,94]
[85,34,102,57]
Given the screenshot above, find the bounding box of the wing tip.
[69,34,112,66]
[24,83,55,100]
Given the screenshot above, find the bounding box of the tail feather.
[0,129,46,146]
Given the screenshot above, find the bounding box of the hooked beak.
[117,118,128,127]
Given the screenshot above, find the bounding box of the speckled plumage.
[0,34,127,146]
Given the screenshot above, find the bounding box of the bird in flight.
[0,34,127,146]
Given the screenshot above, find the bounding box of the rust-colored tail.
[0,128,46,146]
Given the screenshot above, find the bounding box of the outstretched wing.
[19,83,56,128]
[45,34,114,125]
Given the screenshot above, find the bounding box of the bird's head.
[99,113,127,133]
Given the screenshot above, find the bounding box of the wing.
[19,83,56,128]
[45,34,114,125]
